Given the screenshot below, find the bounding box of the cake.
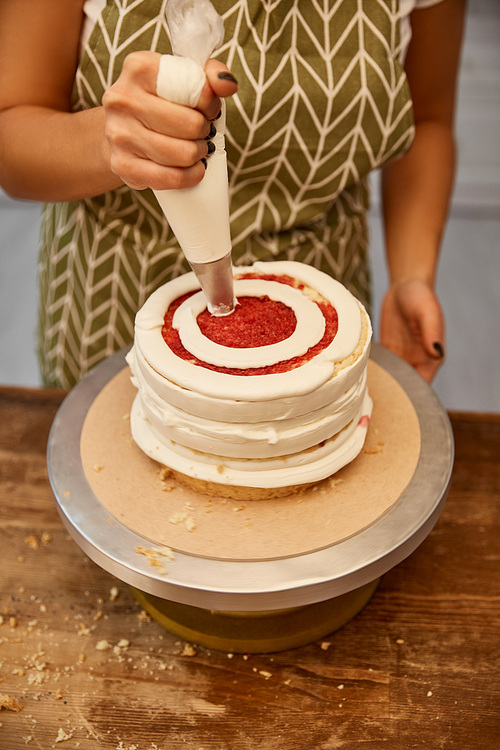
[126,261,372,500]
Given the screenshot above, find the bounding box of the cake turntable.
[47,344,453,652]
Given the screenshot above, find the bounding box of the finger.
[418,304,446,362]
[109,128,209,185]
[205,60,239,97]
[105,81,212,141]
[140,99,211,140]
[114,156,207,191]
[195,60,238,119]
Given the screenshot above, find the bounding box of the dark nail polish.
[211,109,222,122]
[433,342,444,357]
[206,141,216,156]
[201,158,207,170]
[204,123,217,140]
[218,71,238,85]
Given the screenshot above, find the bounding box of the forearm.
[381,119,456,287]
[0,105,122,202]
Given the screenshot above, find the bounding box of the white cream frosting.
[127,261,372,489]
[172,279,325,368]
[132,261,364,401]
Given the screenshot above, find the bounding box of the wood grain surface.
[0,387,499,749]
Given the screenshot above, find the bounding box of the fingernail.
[433,342,444,357]
[204,123,217,140]
[201,158,207,170]
[206,141,216,156]
[218,71,238,85]
[211,109,222,122]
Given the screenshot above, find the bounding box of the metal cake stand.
[47,344,454,651]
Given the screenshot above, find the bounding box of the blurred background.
[1,0,499,412]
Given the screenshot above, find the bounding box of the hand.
[379,278,445,383]
[102,52,237,191]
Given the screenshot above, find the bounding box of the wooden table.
[0,387,499,749]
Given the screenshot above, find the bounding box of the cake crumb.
[184,517,197,532]
[55,727,73,743]
[113,639,130,656]
[95,640,112,652]
[24,535,39,549]
[328,477,344,488]
[259,671,272,680]
[92,464,104,472]
[159,467,173,481]
[363,443,383,454]
[0,694,23,712]
[152,546,174,560]
[109,586,120,601]
[135,546,168,574]
[181,643,196,657]
[137,609,151,623]
[320,641,331,651]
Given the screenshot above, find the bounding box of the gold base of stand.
[131,578,380,653]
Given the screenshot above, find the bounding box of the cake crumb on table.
[0,694,23,711]
[24,534,39,549]
[55,727,73,743]
[95,640,112,651]
[137,609,151,623]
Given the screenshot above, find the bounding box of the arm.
[379,0,466,382]
[0,0,235,202]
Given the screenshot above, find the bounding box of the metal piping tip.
[188,252,236,317]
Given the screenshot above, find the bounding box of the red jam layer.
[161,273,338,376]
[198,296,296,347]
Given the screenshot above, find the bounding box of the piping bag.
[154,0,235,316]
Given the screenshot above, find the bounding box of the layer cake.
[126,261,372,499]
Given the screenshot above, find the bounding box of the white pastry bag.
[154,0,235,316]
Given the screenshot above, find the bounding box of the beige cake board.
[48,345,454,652]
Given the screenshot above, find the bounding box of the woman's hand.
[379,278,445,383]
[102,52,237,191]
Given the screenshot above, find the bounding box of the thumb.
[205,59,238,98]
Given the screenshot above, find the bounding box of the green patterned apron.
[37,0,414,387]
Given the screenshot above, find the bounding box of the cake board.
[47,344,454,652]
